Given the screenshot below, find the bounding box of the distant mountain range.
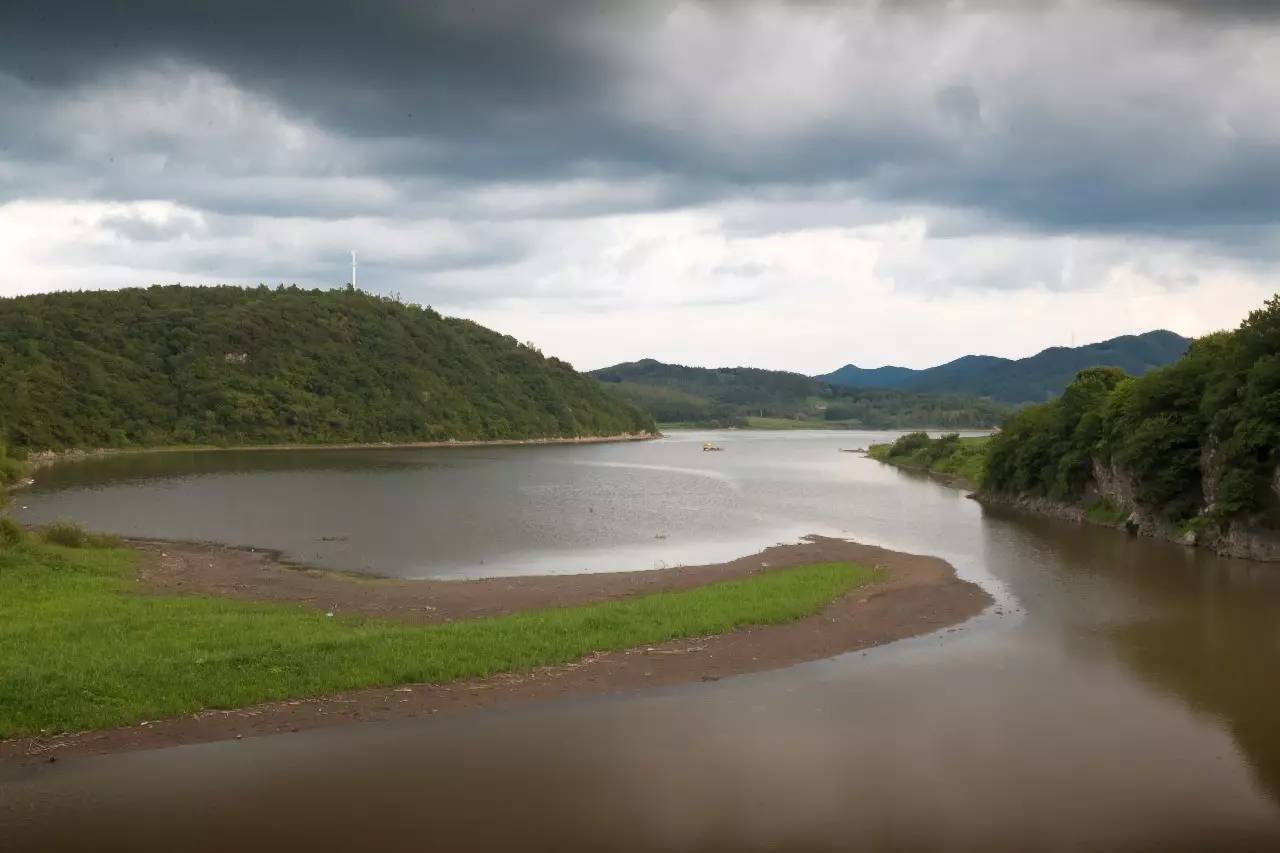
[590,360,1010,429]
[817,330,1191,404]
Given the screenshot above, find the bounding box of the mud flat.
[0,535,989,764]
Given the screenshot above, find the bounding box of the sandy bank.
[1,535,990,764]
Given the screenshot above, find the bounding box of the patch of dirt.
[0,536,991,764]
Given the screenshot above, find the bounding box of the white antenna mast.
[351,250,357,289]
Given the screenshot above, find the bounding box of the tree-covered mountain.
[982,295,1279,559]
[591,359,1009,429]
[818,330,1190,404]
[0,285,654,451]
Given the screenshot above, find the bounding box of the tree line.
[592,359,1009,429]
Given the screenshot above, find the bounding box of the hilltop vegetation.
[0,285,654,452]
[819,330,1189,404]
[592,359,1009,429]
[982,295,1280,546]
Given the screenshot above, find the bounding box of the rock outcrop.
[981,458,1280,562]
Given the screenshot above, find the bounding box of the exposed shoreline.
[0,535,991,764]
[975,490,1280,562]
[870,444,1280,563]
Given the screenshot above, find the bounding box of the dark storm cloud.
[2,0,1279,241]
[1130,0,1280,18]
[0,0,630,175]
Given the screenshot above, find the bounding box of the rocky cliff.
[982,455,1280,562]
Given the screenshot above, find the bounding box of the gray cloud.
[2,0,1280,355]
[2,0,1279,239]
[1130,0,1280,18]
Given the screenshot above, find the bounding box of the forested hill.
[818,330,1190,404]
[0,285,655,451]
[982,295,1279,558]
[590,359,1009,429]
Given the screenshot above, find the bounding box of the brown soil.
[0,536,991,765]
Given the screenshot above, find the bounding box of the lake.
[4,429,1280,851]
[11,429,988,578]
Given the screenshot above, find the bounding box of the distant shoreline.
[22,432,661,471]
[659,423,996,433]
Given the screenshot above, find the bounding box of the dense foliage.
[0,437,20,483]
[0,435,22,507]
[592,359,1009,429]
[0,285,654,450]
[985,295,1280,528]
[819,330,1189,404]
[869,432,990,486]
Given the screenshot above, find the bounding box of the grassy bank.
[658,417,857,431]
[0,535,878,737]
[743,416,851,430]
[868,433,992,487]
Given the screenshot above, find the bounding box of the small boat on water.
[702,442,724,452]
[838,448,866,454]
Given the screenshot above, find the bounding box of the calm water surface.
[12,430,987,578]
[4,430,1280,851]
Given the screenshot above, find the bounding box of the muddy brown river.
[4,430,1280,850]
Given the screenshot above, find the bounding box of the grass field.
[0,536,879,737]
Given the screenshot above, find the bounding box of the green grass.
[868,434,991,487]
[0,540,879,737]
[743,416,848,430]
[1084,498,1130,525]
[657,417,855,431]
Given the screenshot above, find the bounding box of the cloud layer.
[2,0,1278,371]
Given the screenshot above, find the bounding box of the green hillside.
[0,285,654,451]
[819,330,1189,403]
[592,359,1009,429]
[983,295,1279,537]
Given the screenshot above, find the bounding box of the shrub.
[887,432,932,457]
[0,452,23,486]
[39,521,124,549]
[1084,498,1128,525]
[0,517,23,549]
[41,521,88,548]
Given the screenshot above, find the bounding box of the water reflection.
[988,507,1280,804]
[29,447,449,489]
[15,431,932,577]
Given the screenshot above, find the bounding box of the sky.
[2,0,1279,374]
